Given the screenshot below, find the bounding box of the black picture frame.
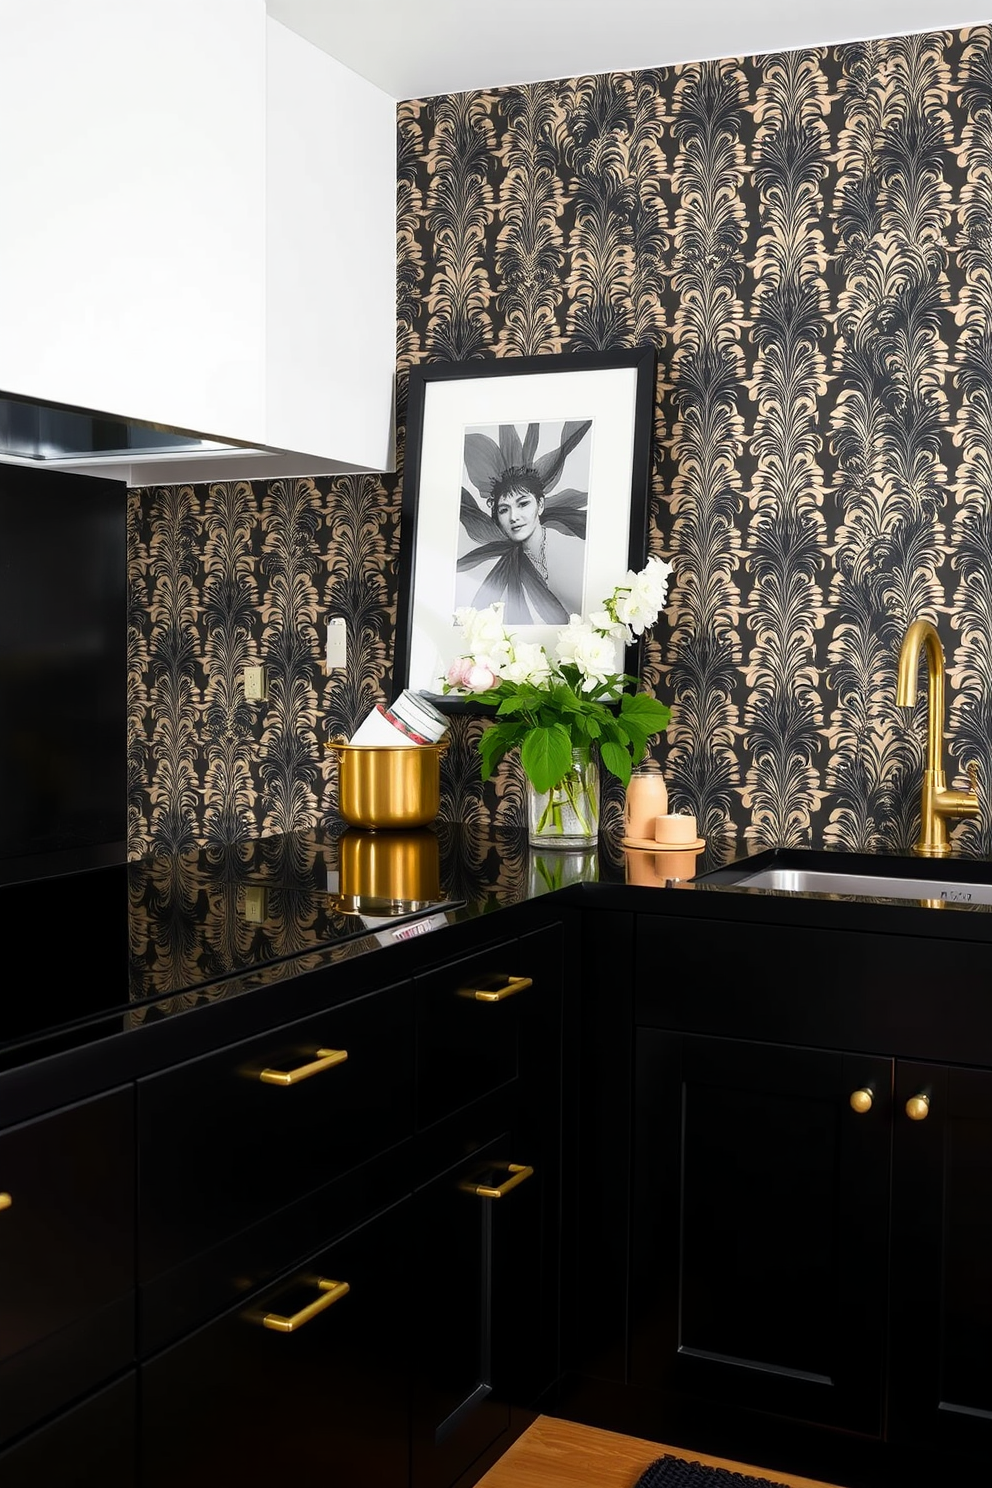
[393,347,657,711]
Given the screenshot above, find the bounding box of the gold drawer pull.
[850,1087,874,1114]
[259,1048,348,1086]
[0,1192,11,1212]
[906,1093,930,1121]
[458,974,533,1003]
[460,1163,534,1199]
[262,1278,350,1333]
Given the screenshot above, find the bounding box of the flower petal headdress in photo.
[458,420,591,623]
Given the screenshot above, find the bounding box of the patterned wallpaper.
[128,25,992,861]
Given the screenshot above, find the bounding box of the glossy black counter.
[1,822,607,1077]
[2,824,991,1086]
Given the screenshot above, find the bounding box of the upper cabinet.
[0,1,396,482]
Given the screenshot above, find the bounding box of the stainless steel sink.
[735,866,992,906]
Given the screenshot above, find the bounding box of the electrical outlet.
[326,618,347,670]
[243,665,267,701]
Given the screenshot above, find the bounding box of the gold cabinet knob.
[0,1192,11,1213]
[905,1093,930,1121]
[849,1088,874,1114]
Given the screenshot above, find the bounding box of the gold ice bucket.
[326,738,447,829]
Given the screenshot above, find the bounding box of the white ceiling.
[267,0,990,100]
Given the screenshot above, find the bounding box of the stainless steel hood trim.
[0,387,265,464]
[0,387,388,483]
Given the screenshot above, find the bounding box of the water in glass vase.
[526,747,600,848]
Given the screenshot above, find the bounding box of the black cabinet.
[620,909,992,1476]
[131,913,565,1488]
[632,1033,890,1434]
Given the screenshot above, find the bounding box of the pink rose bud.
[465,664,498,691]
[446,658,471,687]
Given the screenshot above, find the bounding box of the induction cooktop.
[0,832,461,1067]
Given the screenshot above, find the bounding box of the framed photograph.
[394,347,657,706]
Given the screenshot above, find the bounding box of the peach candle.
[654,812,697,845]
[623,769,668,839]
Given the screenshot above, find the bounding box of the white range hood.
[0,2,396,486]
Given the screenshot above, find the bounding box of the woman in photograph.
[457,420,589,623]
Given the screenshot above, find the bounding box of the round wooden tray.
[622,836,706,852]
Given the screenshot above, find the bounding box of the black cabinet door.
[0,1087,135,1446]
[0,1373,135,1488]
[412,1133,512,1488]
[411,921,563,1488]
[141,1198,410,1488]
[412,1127,550,1488]
[631,1032,891,1435]
[890,1060,992,1462]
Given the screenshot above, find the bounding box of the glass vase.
[525,747,600,849]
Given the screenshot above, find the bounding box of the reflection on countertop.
[7,820,988,1065]
[130,822,992,1012]
[125,822,631,1012]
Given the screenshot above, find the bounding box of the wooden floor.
[476,1416,849,1488]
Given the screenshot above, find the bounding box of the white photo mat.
[406,363,642,696]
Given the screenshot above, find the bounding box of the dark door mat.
[633,1456,789,1488]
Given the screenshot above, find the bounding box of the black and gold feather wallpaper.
[129,26,992,860]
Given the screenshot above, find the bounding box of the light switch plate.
[243,664,267,701]
[326,617,347,669]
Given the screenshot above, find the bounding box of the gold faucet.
[895,618,979,856]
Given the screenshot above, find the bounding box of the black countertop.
[2,822,990,1079]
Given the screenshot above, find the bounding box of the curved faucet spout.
[896,617,979,855]
[896,618,945,780]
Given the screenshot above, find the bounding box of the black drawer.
[416,943,528,1129]
[141,1197,410,1488]
[138,982,413,1283]
[633,913,992,1064]
[0,1373,135,1488]
[0,1087,135,1446]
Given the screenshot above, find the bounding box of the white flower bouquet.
[442,556,673,801]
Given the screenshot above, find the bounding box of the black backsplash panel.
[129,26,992,860]
[1,462,126,872]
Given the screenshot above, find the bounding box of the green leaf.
[520,724,573,793]
[478,721,525,779]
[498,685,545,716]
[600,739,634,786]
[620,692,671,735]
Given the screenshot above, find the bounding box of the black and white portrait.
[456,419,591,623]
[395,350,656,698]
